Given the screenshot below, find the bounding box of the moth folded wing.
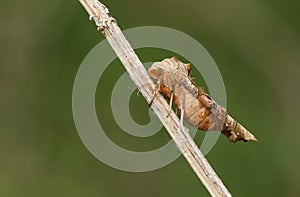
[197,94,225,131]
[198,93,258,142]
[209,105,258,142]
[177,90,205,129]
[223,115,258,142]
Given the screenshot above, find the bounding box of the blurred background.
[1,0,300,196]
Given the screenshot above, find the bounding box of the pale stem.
[79,0,232,196]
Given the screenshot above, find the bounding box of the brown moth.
[148,56,257,142]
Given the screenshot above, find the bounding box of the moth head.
[148,62,165,80]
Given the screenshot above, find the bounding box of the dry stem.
[79,0,232,196]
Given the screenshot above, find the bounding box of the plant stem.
[79,0,232,196]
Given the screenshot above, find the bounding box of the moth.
[148,56,257,142]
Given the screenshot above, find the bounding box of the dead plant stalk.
[79,0,232,196]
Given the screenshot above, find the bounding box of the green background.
[1,0,300,196]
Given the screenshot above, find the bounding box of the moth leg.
[166,91,174,118]
[179,96,185,129]
[180,106,184,128]
[149,79,161,107]
[148,91,156,107]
